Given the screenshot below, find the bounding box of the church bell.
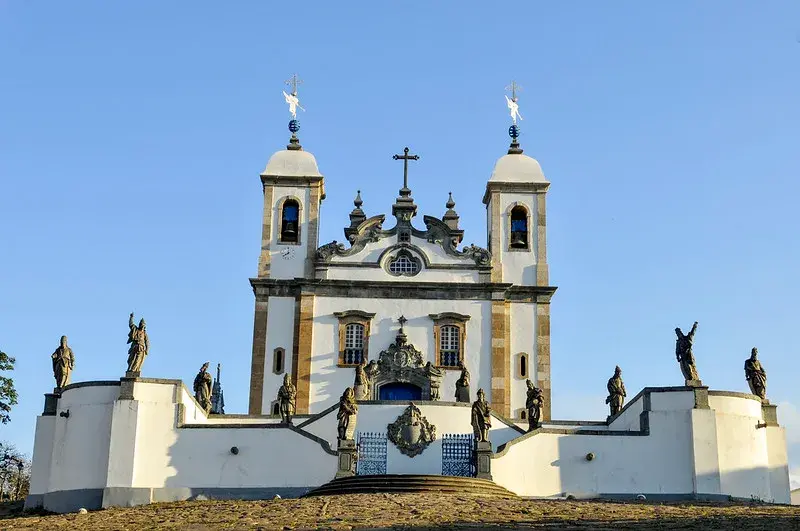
[510,230,527,248]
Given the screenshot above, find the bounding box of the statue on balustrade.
[337,387,358,441]
[51,335,75,391]
[675,321,700,384]
[455,363,470,403]
[126,312,150,375]
[277,373,297,424]
[425,362,443,400]
[353,357,371,400]
[471,388,492,442]
[605,365,626,417]
[525,379,544,432]
[744,347,767,399]
[193,362,213,414]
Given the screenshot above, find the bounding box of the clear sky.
[1,2,799,487]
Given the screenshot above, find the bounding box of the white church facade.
[25,90,791,512]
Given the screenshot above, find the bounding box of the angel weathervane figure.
[505,80,523,125]
[282,73,305,119]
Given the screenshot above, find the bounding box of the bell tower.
[483,82,554,421]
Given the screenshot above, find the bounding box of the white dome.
[489,153,547,183]
[262,149,322,177]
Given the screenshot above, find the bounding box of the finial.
[505,81,524,155]
[398,315,407,332]
[391,146,420,222]
[354,190,363,208]
[446,192,456,210]
[282,74,305,150]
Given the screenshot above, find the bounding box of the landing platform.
[304,474,517,498]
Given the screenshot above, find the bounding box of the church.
[24,83,791,513]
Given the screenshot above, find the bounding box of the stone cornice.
[482,181,550,205]
[250,278,557,302]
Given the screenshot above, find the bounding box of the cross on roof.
[393,147,419,192]
[285,73,303,96]
[398,315,408,332]
[506,80,522,101]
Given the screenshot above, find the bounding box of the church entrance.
[379,382,422,401]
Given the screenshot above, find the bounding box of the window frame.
[385,249,422,277]
[429,312,471,369]
[277,196,303,246]
[334,310,376,367]
[273,347,285,375]
[518,352,529,379]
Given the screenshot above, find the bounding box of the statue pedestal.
[761,400,778,427]
[125,371,141,379]
[43,393,60,416]
[474,441,493,480]
[336,439,357,478]
[684,379,703,387]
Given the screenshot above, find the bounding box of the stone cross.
[285,73,303,96]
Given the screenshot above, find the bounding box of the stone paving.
[4,493,800,530]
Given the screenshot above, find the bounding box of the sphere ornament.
[288,119,300,133]
[508,124,520,139]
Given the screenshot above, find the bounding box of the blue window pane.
[511,219,527,232]
[283,205,299,221]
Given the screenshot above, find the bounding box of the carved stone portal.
[366,321,443,401]
[387,403,437,457]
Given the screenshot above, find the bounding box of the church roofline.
[482,180,550,204]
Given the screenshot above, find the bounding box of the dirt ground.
[3,493,800,530]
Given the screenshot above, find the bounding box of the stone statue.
[744,347,767,399]
[605,366,626,417]
[277,373,296,424]
[336,387,358,440]
[126,312,150,375]
[455,363,470,403]
[193,362,213,414]
[51,335,75,390]
[425,362,443,400]
[675,321,700,383]
[525,379,544,432]
[471,388,492,442]
[353,357,371,400]
[505,94,523,124]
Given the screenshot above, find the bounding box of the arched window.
[344,323,365,365]
[271,401,280,416]
[273,347,285,375]
[519,352,529,378]
[520,409,527,420]
[510,205,529,249]
[280,199,300,243]
[440,325,461,367]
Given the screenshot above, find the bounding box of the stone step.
[305,474,516,498]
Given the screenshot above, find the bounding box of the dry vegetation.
[3,493,800,530]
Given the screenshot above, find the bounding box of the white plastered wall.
[260,296,296,413]
[509,302,536,419]
[309,297,492,411]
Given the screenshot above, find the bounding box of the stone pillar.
[304,184,322,279]
[475,441,493,480]
[336,439,358,478]
[257,186,275,278]
[293,293,315,413]
[535,303,551,421]
[490,298,511,417]
[535,193,549,286]
[489,193,503,282]
[248,298,269,415]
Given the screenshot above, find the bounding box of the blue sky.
[1,2,799,486]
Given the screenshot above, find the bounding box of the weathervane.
[505,81,524,154]
[505,81,523,125]
[282,74,304,119]
[282,74,304,150]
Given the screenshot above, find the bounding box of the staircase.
[304,474,517,498]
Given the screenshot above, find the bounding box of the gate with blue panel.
[356,432,387,475]
[442,434,475,477]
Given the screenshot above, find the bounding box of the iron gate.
[356,432,387,475]
[442,434,475,477]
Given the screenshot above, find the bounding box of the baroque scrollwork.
[387,403,437,457]
[423,216,491,267]
[316,215,387,261]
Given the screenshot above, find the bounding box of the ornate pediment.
[316,215,387,261]
[387,403,437,457]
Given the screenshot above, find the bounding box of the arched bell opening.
[510,205,529,250]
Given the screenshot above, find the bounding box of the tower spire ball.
[282,74,305,150]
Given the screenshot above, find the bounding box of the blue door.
[379,382,422,401]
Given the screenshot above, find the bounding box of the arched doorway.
[379,382,422,401]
